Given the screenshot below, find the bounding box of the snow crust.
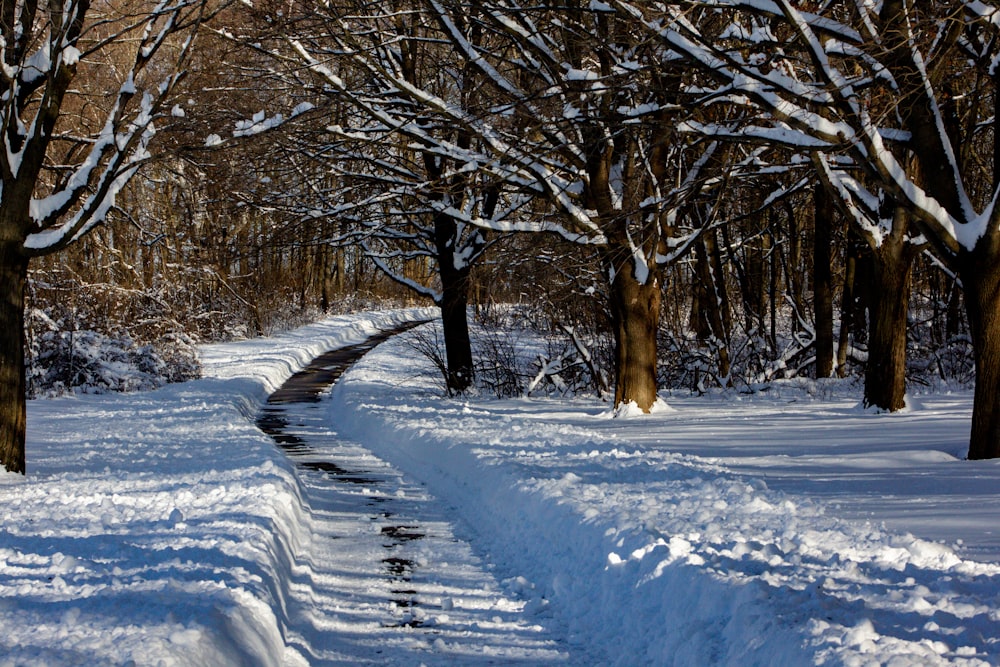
[2,312,999,665]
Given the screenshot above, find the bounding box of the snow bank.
[0,309,432,666]
[330,331,1000,666]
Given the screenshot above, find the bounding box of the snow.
[21,43,51,83]
[60,46,81,67]
[290,102,314,117]
[234,111,286,138]
[3,311,1000,665]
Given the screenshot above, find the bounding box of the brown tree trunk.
[863,231,916,412]
[0,241,28,474]
[962,253,1000,459]
[334,246,346,295]
[958,70,1000,459]
[814,185,835,378]
[608,259,661,411]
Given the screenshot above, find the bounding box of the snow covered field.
[2,311,999,665]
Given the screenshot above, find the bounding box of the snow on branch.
[16,0,211,257]
[287,36,607,242]
[615,0,985,260]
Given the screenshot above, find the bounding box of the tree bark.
[962,252,1000,459]
[814,185,835,378]
[692,232,731,382]
[836,248,857,378]
[785,201,805,332]
[608,259,661,411]
[959,68,1000,459]
[727,222,765,343]
[767,220,778,354]
[863,230,916,412]
[434,213,474,394]
[0,240,28,474]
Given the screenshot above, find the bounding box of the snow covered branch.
[9,0,217,257]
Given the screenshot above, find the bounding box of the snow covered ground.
[2,311,999,665]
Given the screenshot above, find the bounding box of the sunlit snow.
[1,311,998,665]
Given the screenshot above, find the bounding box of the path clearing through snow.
[255,323,567,665]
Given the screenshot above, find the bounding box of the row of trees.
[228,1,1000,459]
[3,1,999,473]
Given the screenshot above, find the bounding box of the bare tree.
[289,0,736,411]
[628,1,1000,455]
[0,0,215,473]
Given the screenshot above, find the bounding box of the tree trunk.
[959,68,1000,459]
[962,254,1000,459]
[334,246,346,295]
[692,232,732,382]
[945,280,963,340]
[863,233,915,412]
[438,270,473,394]
[785,201,805,332]
[836,249,857,378]
[609,261,661,411]
[0,241,28,474]
[727,222,765,343]
[814,185,835,378]
[767,221,778,354]
[319,244,331,313]
[434,213,474,394]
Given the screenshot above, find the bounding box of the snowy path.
[265,399,565,664]
[255,326,566,664]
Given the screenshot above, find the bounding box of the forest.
[2,0,997,472]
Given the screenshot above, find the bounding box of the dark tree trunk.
[438,275,473,395]
[836,248,857,378]
[690,240,710,340]
[785,201,805,332]
[767,221,778,354]
[319,245,331,312]
[814,185,835,378]
[608,259,661,411]
[961,253,1000,459]
[727,222,766,343]
[0,241,28,474]
[945,280,963,340]
[863,230,916,412]
[692,232,731,382]
[434,213,474,394]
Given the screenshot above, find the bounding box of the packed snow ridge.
[1,310,998,665]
